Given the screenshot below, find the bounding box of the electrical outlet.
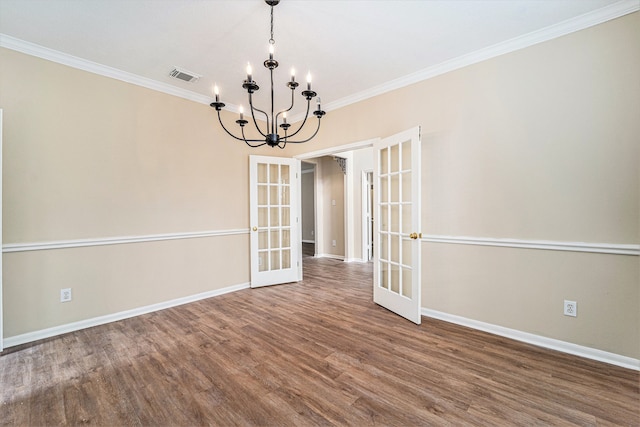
[332,239,337,247]
[60,288,72,302]
[564,300,577,317]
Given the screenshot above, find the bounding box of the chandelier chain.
[269,5,275,44]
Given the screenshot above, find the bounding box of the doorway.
[295,138,377,264]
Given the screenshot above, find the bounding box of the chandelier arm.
[216,111,267,146]
[248,94,270,137]
[280,117,322,144]
[282,99,312,139]
[216,111,251,142]
[278,129,288,149]
[275,89,295,124]
[241,125,268,148]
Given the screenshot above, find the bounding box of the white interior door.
[373,127,422,324]
[250,155,302,288]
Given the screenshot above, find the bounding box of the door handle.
[252,226,258,231]
[409,232,422,240]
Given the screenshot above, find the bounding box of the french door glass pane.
[401,140,411,170]
[258,207,268,227]
[402,171,411,202]
[259,231,268,250]
[270,230,280,249]
[391,174,400,203]
[270,250,280,270]
[270,207,279,226]
[380,263,389,289]
[270,185,279,204]
[259,252,268,272]
[402,269,413,298]
[258,164,268,183]
[390,266,400,293]
[269,164,279,183]
[282,250,291,269]
[402,238,412,266]
[258,185,268,205]
[281,165,290,184]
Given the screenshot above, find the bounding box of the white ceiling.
[0,0,632,117]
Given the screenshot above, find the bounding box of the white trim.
[4,282,251,348]
[302,239,316,244]
[322,0,640,115]
[344,257,368,263]
[423,235,639,256]
[315,253,345,261]
[2,228,250,253]
[422,308,639,371]
[294,138,378,160]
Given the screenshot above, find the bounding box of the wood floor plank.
[1,254,638,426]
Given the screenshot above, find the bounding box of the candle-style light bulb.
[291,68,296,82]
[269,44,274,60]
[213,84,220,102]
[246,63,253,82]
[306,72,312,90]
[239,106,244,121]
[283,112,287,124]
[316,96,321,111]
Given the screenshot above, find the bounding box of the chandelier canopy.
[210,0,325,149]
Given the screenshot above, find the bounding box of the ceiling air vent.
[169,67,201,83]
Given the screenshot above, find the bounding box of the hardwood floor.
[1,256,638,426]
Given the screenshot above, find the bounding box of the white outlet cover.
[564,300,577,317]
[60,288,72,302]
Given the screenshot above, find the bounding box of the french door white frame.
[361,170,374,262]
[373,127,422,324]
[249,155,302,288]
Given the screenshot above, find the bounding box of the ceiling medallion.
[210,0,325,148]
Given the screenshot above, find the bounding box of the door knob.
[252,226,258,231]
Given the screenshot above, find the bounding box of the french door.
[249,156,302,288]
[373,127,422,324]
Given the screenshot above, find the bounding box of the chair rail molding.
[422,235,639,256]
[2,228,250,253]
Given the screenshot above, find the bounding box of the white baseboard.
[315,253,345,261]
[3,282,250,348]
[422,308,639,371]
[344,257,368,263]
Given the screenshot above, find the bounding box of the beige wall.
[290,13,640,358]
[0,47,280,337]
[317,156,345,257]
[301,166,315,242]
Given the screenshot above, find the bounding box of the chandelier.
[210,0,326,149]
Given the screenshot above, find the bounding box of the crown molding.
[2,0,638,117]
[321,0,640,115]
